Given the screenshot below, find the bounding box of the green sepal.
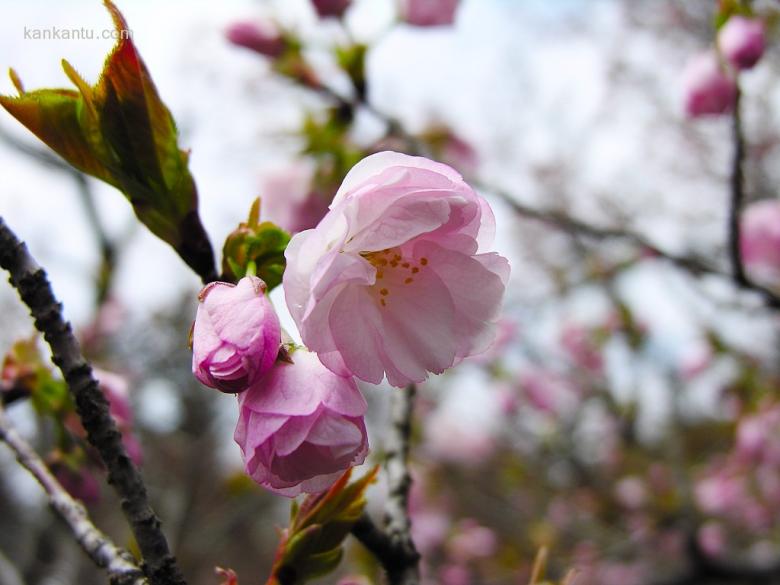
[221,198,291,290]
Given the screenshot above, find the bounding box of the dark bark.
[0,217,186,585]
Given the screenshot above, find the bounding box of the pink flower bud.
[52,463,101,504]
[234,349,368,497]
[192,277,282,393]
[226,21,286,58]
[740,200,780,285]
[312,0,351,18]
[683,51,737,118]
[719,16,766,71]
[283,152,509,387]
[400,0,459,27]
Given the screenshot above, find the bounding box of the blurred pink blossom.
[719,16,765,70]
[614,476,647,510]
[234,349,368,497]
[438,564,471,585]
[736,405,780,466]
[94,369,143,466]
[225,21,285,58]
[519,369,579,417]
[469,318,516,365]
[400,0,459,27]
[447,519,498,562]
[284,152,509,387]
[560,323,603,373]
[311,0,351,18]
[260,162,330,234]
[192,277,281,393]
[52,463,101,505]
[682,51,736,118]
[425,411,495,465]
[740,199,780,286]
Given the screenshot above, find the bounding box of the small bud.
[226,21,286,58]
[400,0,459,27]
[719,16,766,71]
[682,51,737,118]
[311,0,351,19]
[192,277,282,393]
[740,199,780,285]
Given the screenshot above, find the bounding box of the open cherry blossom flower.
[283,152,510,387]
[234,349,368,497]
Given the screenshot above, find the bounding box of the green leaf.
[0,0,215,281]
[264,466,379,585]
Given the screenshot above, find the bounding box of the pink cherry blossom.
[719,16,766,71]
[560,323,603,373]
[400,0,459,27]
[424,410,495,465]
[283,152,509,387]
[226,21,285,58]
[52,463,102,504]
[682,51,736,118]
[311,0,351,18]
[234,349,368,497]
[92,369,143,466]
[698,521,727,557]
[447,519,498,562]
[740,199,780,285]
[192,277,281,393]
[736,405,780,466]
[260,162,330,234]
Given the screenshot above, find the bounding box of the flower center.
[360,248,428,308]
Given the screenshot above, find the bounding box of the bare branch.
[728,87,748,287]
[382,385,420,585]
[0,403,147,585]
[0,217,186,585]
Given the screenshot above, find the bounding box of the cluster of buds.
[191,276,368,497]
[683,14,766,118]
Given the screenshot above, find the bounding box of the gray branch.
[382,385,420,585]
[0,404,147,585]
[0,217,186,585]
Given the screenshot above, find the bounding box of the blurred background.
[2,1,780,584]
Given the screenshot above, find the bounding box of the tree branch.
[0,403,147,585]
[381,385,420,585]
[0,217,186,585]
[728,87,748,287]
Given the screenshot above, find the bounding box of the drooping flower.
[740,199,780,286]
[283,152,510,387]
[234,349,368,497]
[682,51,737,118]
[226,20,286,58]
[192,277,281,393]
[719,16,766,71]
[400,0,459,27]
[311,0,351,18]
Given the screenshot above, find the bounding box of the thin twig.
[0,403,147,585]
[382,385,420,585]
[0,217,186,585]
[728,87,748,286]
